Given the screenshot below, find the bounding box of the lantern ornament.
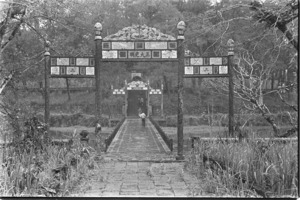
[94,22,102,39]
[177,21,186,39]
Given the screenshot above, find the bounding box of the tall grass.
[0,121,100,197]
[186,138,298,197]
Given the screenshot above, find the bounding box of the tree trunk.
[277,23,298,51]
[250,98,280,137]
[258,84,263,106]
[271,72,274,90]
[163,74,170,98]
[66,78,71,101]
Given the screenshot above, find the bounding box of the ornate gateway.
[102,25,178,61]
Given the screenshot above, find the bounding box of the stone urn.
[79,130,89,142]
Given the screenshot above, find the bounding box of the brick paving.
[72,118,201,197]
[107,119,170,153]
[72,162,201,197]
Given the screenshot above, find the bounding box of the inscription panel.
[185,66,194,75]
[76,58,89,66]
[145,42,167,49]
[103,51,118,58]
[102,41,177,61]
[210,57,222,65]
[51,67,60,75]
[102,42,111,49]
[168,42,177,49]
[57,58,69,65]
[112,42,134,49]
[50,57,95,77]
[86,67,95,75]
[200,66,213,74]
[219,66,228,74]
[190,58,203,65]
[128,51,151,58]
[162,50,177,58]
[184,56,229,77]
[66,67,79,75]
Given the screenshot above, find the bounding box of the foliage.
[173,0,299,137]
[186,139,298,197]
[165,112,298,128]
[0,117,101,196]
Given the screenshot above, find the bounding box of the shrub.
[186,139,298,197]
[0,117,100,196]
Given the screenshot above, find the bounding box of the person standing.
[139,112,146,127]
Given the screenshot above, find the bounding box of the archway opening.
[127,90,147,117]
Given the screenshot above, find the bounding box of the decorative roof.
[127,80,148,87]
[104,24,176,41]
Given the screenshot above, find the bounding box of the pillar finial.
[94,22,102,40]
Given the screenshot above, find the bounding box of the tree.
[0,0,27,93]
[196,0,298,137]
[249,0,298,51]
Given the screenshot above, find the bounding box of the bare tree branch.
[0,70,14,95]
[249,0,298,51]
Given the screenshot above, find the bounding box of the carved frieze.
[104,24,176,41]
[127,80,148,90]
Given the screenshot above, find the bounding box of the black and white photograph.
[0,0,298,198]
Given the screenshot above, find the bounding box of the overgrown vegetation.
[0,117,101,197]
[185,139,298,197]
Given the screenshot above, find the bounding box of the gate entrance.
[127,90,147,117]
[45,22,234,161]
[126,79,149,117]
[113,76,163,118]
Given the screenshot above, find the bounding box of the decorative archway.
[93,23,183,158]
[45,22,235,160]
[100,24,177,119]
[112,77,163,118]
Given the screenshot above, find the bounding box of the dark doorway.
[127,90,147,117]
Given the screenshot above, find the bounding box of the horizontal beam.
[101,58,178,62]
[50,75,95,78]
[184,75,229,78]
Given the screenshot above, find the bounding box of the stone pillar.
[44,41,50,131]
[94,22,102,123]
[227,39,235,137]
[161,82,164,117]
[176,21,186,160]
[125,80,127,117]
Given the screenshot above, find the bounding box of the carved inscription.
[51,67,60,75]
[128,51,151,58]
[66,67,79,75]
[86,67,95,75]
[185,66,193,75]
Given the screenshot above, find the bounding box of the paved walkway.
[105,118,174,161]
[73,161,201,197]
[72,118,202,197]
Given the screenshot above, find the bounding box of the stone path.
[73,161,201,197]
[106,118,174,161]
[72,118,202,197]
